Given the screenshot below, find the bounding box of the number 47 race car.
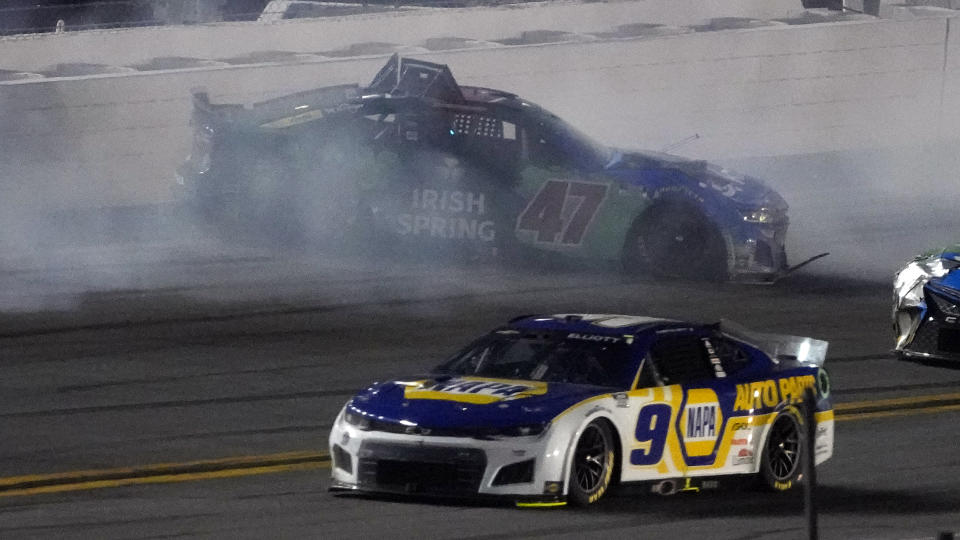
[328,314,834,506]
[177,55,827,282]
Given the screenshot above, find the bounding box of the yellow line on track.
[0,462,329,498]
[836,403,960,422]
[0,450,327,488]
[834,391,960,411]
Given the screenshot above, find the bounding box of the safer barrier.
[0,12,956,209]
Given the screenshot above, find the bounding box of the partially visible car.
[328,313,833,505]
[894,243,960,362]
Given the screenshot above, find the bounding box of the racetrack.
[1,241,960,539]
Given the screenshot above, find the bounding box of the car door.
[620,330,734,482]
[511,116,613,257]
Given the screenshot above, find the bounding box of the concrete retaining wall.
[1,9,957,209]
[0,0,799,72]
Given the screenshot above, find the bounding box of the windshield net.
[435,331,634,388]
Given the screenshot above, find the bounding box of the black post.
[803,387,819,540]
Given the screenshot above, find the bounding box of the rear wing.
[718,319,828,367]
[190,83,361,131]
[188,54,466,133]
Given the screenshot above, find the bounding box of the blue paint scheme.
[345,315,829,439]
[934,264,960,293]
[605,150,789,254]
[348,380,612,430]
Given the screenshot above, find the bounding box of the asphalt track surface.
[1,238,960,540]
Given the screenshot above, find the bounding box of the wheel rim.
[574,425,609,492]
[641,215,712,277]
[766,415,801,481]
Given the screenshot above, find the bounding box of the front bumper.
[898,285,960,361]
[329,421,568,500]
[727,221,789,282]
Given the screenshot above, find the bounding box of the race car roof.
[508,314,683,336]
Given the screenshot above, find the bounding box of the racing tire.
[622,203,728,281]
[759,411,803,492]
[567,420,616,506]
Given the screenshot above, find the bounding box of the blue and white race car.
[894,243,960,362]
[329,314,834,506]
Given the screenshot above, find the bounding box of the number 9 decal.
[630,403,671,466]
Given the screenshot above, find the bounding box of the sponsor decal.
[730,438,748,446]
[680,389,724,459]
[397,189,495,242]
[774,480,793,491]
[733,448,754,466]
[733,375,817,412]
[702,338,726,378]
[684,404,717,441]
[730,420,752,431]
[403,377,547,404]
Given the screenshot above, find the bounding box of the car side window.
[450,112,520,182]
[648,335,716,385]
[632,356,660,389]
[523,121,574,169]
[707,337,752,376]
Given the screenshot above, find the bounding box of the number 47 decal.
[516,180,608,245]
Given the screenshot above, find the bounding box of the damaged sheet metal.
[893,244,960,359]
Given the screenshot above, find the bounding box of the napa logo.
[679,389,723,457]
[684,404,717,441]
[402,377,548,404]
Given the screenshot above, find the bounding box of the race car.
[894,243,960,362]
[328,314,834,505]
[177,55,821,282]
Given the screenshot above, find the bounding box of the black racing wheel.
[568,420,616,506]
[622,203,728,281]
[760,411,803,491]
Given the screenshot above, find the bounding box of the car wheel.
[760,411,803,491]
[623,203,728,281]
[568,420,615,506]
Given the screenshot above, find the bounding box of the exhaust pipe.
[652,479,677,496]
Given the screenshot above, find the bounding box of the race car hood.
[346,376,613,431]
[894,247,960,310]
[608,150,787,210]
[931,252,960,294]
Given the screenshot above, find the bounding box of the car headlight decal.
[739,207,783,224]
[343,409,372,430]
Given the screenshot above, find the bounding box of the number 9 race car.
[328,314,834,506]
[177,55,826,282]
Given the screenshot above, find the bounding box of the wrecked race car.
[894,243,960,362]
[176,54,818,281]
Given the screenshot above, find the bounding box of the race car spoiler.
[718,319,828,367]
[190,83,361,130]
[188,54,463,131]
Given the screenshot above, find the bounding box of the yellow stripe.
[0,451,326,488]
[0,462,329,498]
[835,392,960,411]
[815,409,834,422]
[837,403,960,422]
[516,501,567,508]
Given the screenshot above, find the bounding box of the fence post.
[803,386,818,540]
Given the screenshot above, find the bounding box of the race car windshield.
[434,332,633,388]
